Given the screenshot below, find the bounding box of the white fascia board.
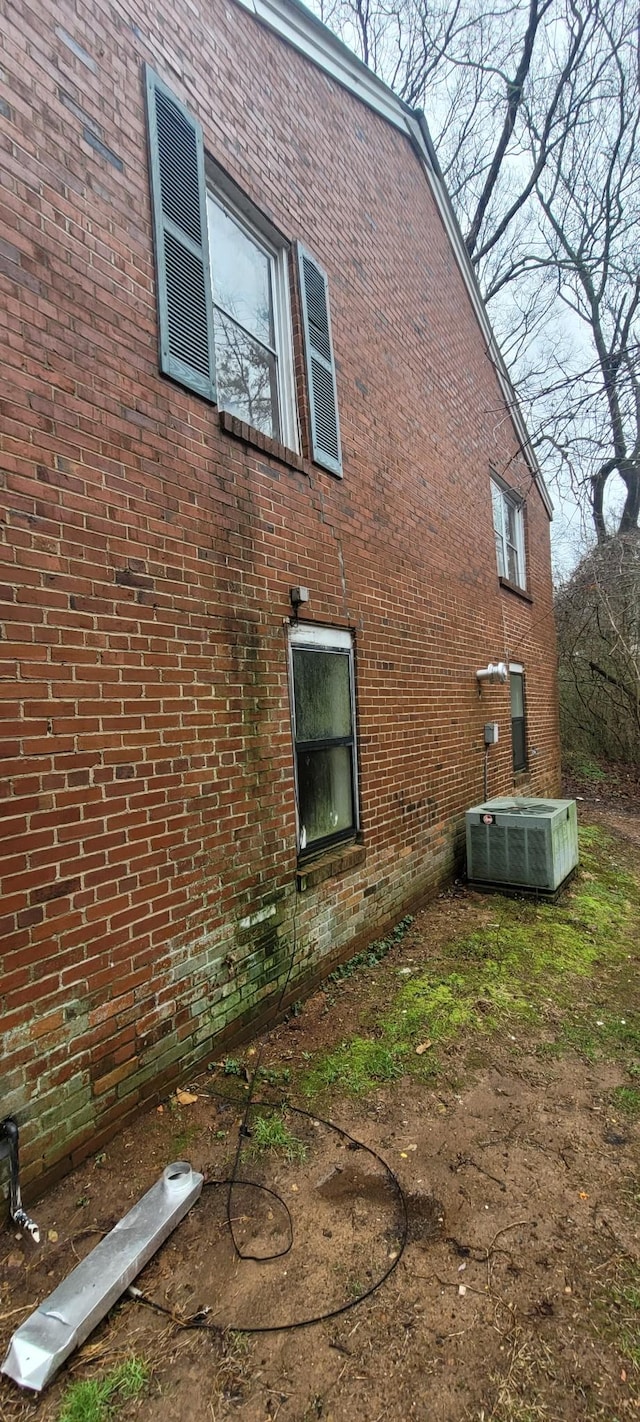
[232,0,553,519]
[233,0,411,135]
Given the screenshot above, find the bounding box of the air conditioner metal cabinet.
[466,797,579,895]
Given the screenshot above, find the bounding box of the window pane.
[507,541,519,584]
[297,745,354,846]
[491,483,506,576]
[505,500,521,584]
[293,649,352,741]
[512,717,526,771]
[505,498,520,547]
[214,310,280,439]
[491,482,504,535]
[208,200,274,347]
[510,672,524,717]
[495,531,506,578]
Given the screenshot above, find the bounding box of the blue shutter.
[297,245,342,476]
[144,65,216,402]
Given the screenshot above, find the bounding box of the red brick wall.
[0,0,561,1192]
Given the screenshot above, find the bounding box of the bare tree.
[316,0,604,273]
[556,536,640,761]
[528,3,640,540]
[314,0,640,540]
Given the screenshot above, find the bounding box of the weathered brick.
[1,0,560,1198]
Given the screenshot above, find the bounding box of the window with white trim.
[144,68,342,468]
[510,665,527,772]
[289,625,359,857]
[206,192,298,449]
[491,477,526,589]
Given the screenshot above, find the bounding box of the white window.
[491,478,526,589]
[289,625,359,857]
[206,191,298,450]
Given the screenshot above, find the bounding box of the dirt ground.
[1,791,639,1422]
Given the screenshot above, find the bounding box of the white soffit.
[232,0,553,518]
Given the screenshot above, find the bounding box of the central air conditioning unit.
[466,796,579,896]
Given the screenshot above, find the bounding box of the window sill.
[296,841,366,892]
[219,410,309,475]
[499,576,533,604]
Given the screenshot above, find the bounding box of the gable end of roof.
[232,0,553,518]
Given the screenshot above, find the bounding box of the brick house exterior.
[1,0,560,1193]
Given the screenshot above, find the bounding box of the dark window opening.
[510,670,527,772]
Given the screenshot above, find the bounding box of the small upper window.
[491,478,526,589]
[207,193,298,450]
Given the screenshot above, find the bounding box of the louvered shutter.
[144,65,216,401]
[297,245,342,476]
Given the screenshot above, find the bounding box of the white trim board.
[289,623,352,649]
[233,0,411,134]
[231,0,553,518]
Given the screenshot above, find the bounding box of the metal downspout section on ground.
[1,1160,203,1392]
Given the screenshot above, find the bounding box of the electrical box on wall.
[484,722,499,745]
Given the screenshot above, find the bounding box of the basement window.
[289,624,359,858]
[510,665,527,772]
[491,476,526,589]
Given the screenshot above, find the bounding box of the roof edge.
[232,0,554,518]
[233,0,413,134]
[405,113,553,518]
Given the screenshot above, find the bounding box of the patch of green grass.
[225,1330,252,1358]
[613,1281,640,1311]
[250,1110,307,1161]
[171,1125,197,1155]
[304,1037,405,1095]
[57,1358,149,1422]
[597,1270,640,1373]
[576,759,607,782]
[541,1011,640,1063]
[301,827,640,1098]
[611,1085,640,1116]
[576,823,608,848]
[257,1064,291,1088]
